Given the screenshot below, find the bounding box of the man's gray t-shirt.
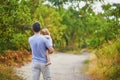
[29,34,51,63]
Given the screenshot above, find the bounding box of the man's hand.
[48,47,54,54]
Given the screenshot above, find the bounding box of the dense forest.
[0,0,120,80]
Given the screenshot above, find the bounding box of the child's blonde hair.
[41,28,50,35]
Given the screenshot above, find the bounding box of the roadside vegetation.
[88,39,120,80]
[0,64,24,80]
[0,50,30,80]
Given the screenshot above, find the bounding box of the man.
[29,22,54,80]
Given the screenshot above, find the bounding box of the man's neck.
[34,32,40,35]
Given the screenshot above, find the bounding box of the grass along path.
[16,52,91,80]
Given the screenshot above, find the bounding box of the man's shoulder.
[29,36,32,39]
[28,36,33,42]
[40,35,46,39]
[29,35,47,42]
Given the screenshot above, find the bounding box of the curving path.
[16,52,91,80]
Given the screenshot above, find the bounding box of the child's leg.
[45,51,51,66]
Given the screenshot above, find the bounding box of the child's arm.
[45,50,51,66]
[46,51,50,63]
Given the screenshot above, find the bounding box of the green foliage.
[47,0,104,7]
[0,0,32,53]
[86,37,101,49]
[10,32,30,50]
[0,0,120,52]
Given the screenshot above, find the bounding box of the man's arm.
[44,37,54,54]
[48,46,54,54]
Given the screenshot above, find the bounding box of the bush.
[0,50,31,67]
[0,64,24,80]
[10,32,30,50]
[90,40,120,80]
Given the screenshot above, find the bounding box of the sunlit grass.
[88,40,120,80]
[0,64,24,80]
[0,51,31,80]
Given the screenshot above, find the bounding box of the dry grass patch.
[0,64,24,80]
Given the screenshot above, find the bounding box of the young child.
[41,28,53,66]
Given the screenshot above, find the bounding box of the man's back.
[29,34,50,63]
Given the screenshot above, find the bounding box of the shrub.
[90,40,120,80]
[0,64,24,80]
[10,32,30,50]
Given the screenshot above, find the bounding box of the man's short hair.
[32,22,41,32]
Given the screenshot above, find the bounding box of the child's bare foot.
[45,62,51,66]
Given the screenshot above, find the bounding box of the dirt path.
[16,52,91,80]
